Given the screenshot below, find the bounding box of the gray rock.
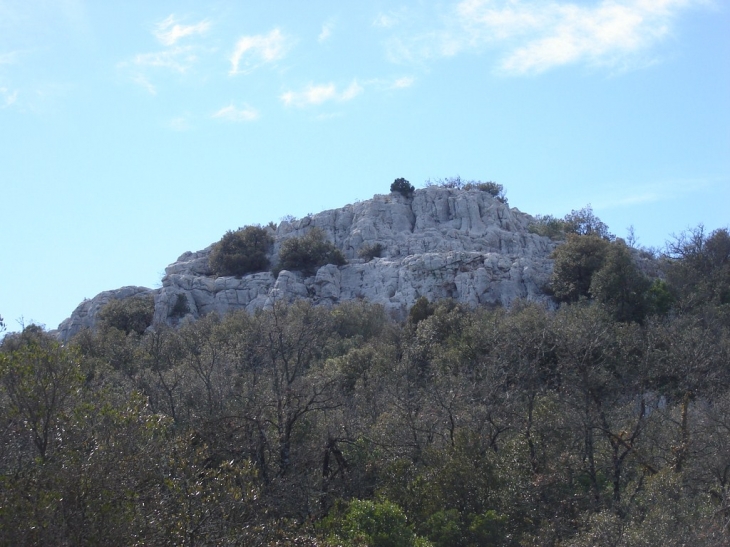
[57,286,155,341]
[58,187,558,340]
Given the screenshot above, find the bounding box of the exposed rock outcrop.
[58,187,558,341]
[57,286,155,341]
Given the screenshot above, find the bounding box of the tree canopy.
[2,221,729,545]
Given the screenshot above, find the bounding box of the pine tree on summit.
[390,177,414,197]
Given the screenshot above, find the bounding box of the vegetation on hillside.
[277,227,346,275]
[98,294,155,335]
[209,225,274,277]
[391,177,415,197]
[358,242,384,262]
[425,176,508,203]
[2,220,729,546]
[529,205,614,241]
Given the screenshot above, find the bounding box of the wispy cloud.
[357,76,417,91]
[131,74,156,95]
[129,46,198,73]
[592,176,722,209]
[1,86,18,107]
[120,14,211,93]
[212,104,259,122]
[385,0,706,74]
[167,116,190,131]
[373,11,402,28]
[229,28,292,75]
[318,20,334,43]
[281,83,336,106]
[392,76,415,88]
[154,15,210,46]
[340,80,363,100]
[280,80,363,107]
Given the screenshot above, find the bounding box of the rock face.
[57,286,155,340]
[58,187,558,341]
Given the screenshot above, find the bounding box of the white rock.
[58,187,559,340]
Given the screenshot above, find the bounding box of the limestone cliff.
[57,187,557,341]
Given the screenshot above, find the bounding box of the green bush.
[321,499,426,547]
[550,234,611,302]
[421,510,463,547]
[589,238,651,323]
[563,205,613,240]
[169,294,190,319]
[358,242,384,261]
[463,180,504,198]
[424,177,506,202]
[424,176,464,189]
[550,235,653,322]
[646,279,674,316]
[530,206,612,241]
[408,296,435,325]
[666,226,730,311]
[391,178,415,197]
[209,225,274,277]
[277,227,346,275]
[99,295,155,335]
[528,214,569,240]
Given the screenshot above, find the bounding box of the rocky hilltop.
[57,187,558,341]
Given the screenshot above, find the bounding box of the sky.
[1,0,728,333]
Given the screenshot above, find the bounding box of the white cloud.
[340,80,363,100]
[213,104,259,122]
[386,0,705,74]
[281,83,336,106]
[131,74,156,95]
[491,0,685,74]
[315,112,344,121]
[154,15,210,46]
[392,76,415,88]
[129,46,198,73]
[1,86,18,107]
[119,16,209,93]
[280,80,363,107]
[229,28,291,75]
[318,20,334,43]
[373,12,400,28]
[168,116,190,131]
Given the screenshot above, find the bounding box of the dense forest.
[1,223,729,546]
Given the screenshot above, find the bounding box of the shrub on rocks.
[209,225,274,277]
[169,294,190,319]
[277,228,346,275]
[465,180,506,202]
[99,295,155,335]
[425,177,507,203]
[358,242,384,262]
[390,178,415,197]
[528,214,569,240]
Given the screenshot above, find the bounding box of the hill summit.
[58,185,557,340]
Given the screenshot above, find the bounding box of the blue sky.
[1,0,728,332]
